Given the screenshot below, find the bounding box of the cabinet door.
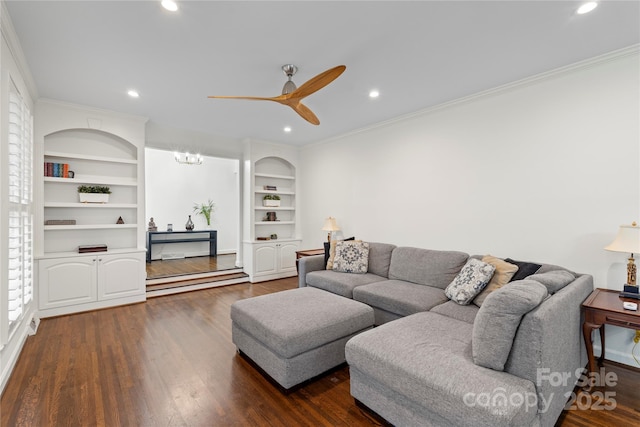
[254,245,278,275]
[39,257,97,309]
[97,253,145,300]
[278,242,299,273]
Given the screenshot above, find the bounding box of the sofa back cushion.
[367,242,397,278]
[472,280,548,371]
[388,247,469,289]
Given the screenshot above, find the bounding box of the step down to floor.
[146,268,249,298]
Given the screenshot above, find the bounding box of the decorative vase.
[185,215,194,231]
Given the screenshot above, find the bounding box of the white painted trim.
[0,1,38,100]
[145,267,244,285]
[592,344,640,369]
[146,277,249,298]
[0,311,37,393]
[37,98,148,124]
[38,295,146,319]
[304,44,640,150]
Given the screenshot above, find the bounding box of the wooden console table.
[146,230,217,263]
[581,288,640,389]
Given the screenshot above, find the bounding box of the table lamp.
[605,221,640,299]
[322,217,340,242]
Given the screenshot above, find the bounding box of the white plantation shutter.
[6,80,33,332]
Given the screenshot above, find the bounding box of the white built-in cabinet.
[243,148,300,282]
[35,100,147,317]
[252,241,299,277]
[39,252,145,311]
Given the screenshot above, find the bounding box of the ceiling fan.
[208,64,346,125]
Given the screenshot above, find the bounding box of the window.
[5,79,33,338]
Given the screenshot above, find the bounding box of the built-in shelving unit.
[243,151,300,282]
[35,100,147,317]
[252,160,296,241]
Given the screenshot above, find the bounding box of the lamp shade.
[604,223,640,254]
[322,217,340,232]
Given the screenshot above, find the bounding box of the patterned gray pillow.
[332,241,369,274]
[445,258,496,305]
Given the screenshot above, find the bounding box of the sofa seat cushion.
[345,312,538,427]
[430,300,479,324]
[306,270,386,298]
[388,247,469,289]
[352,280,449,317]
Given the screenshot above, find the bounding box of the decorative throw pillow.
[473,255,519,307]
[472,280,548,371]
[326,237,357,269]
[326,240,338,269]
[332,241,369,274]
[504,258,542,282]
[445,258,496,305]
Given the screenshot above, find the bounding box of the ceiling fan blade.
[290,102,320,125]
[208,95,282,102]
[288,65,346,100]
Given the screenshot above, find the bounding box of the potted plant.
[263,194,281,207]
[77,185,111,203]
[193,199,215,228]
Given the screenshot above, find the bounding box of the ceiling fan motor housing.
[281,64,298,94]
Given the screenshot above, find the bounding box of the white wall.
[299,49,640,366]
[145,148,239,258]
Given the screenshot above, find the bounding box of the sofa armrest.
[504,274,593,426]
[298,254,326,288]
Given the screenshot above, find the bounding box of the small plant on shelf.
[77,185,111,194]
[193,199,215,227]
[263,194,281,207]
[77,185,111,203]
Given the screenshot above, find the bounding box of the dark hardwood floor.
[2,278,639,426]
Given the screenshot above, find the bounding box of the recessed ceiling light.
[161,0,178,12]
[283,126,292,133]
[577,2,598,15]
[369,90,380,99]
[127,90,139,98]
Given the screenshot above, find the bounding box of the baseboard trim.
[1,310,37,394]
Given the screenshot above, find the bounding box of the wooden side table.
[295,248,325,272]
[582,288,640,389]
[295,248,325,259]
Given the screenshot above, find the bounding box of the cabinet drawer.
[605,313,640,329]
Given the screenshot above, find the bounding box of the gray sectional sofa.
[298,242,593,427]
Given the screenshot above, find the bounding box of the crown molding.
[1,1,38,100]
[37,98,149,124]
[306,44,640,150]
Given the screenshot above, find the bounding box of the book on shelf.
[44,162,71,177]
[78,244,108,253]
[44,219,76,225]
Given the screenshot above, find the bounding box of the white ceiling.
[5,1,640,146]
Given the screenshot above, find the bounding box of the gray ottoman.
[230,287,374,391]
